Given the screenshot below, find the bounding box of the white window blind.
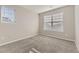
[1,6,16,23]
[43,12,64,32]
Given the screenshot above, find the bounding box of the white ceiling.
[20,5,66,13]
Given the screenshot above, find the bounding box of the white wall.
[75,5,79,51]
[39,6,75,41]
[0,5,39,45]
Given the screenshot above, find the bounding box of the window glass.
[43,12,64,32]
[1,6,15,23]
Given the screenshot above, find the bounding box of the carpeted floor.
[0,35,78,53]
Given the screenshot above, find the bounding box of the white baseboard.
[40,34,75,42]
[0,34,37,46]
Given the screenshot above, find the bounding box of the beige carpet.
[0,35,78,53]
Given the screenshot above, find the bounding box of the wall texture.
[39,6,75,41]
[0,5,39,45]
[75,5,79,51]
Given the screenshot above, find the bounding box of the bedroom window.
[44,12,64,32]
[1,6,16,23]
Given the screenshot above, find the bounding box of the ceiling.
[20,5,66,13]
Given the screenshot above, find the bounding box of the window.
[1,6,16,23]
[44,12,64,32]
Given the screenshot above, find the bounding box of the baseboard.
[39,34,75,42]
[0,34,37,46]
